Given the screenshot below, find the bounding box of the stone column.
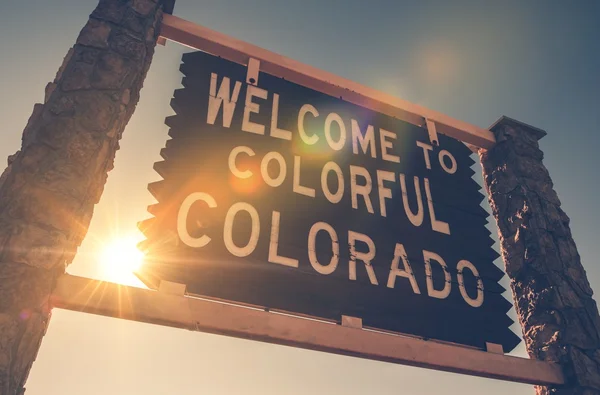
[0,0,174,393]
[480,116,600,394]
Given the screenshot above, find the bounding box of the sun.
[98,235,145,285]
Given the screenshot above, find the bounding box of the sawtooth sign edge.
[137,50,520,352]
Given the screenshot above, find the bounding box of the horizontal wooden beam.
[51,274,563,386]
[159,14,495,149]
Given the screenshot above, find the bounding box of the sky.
[1,0,599,394]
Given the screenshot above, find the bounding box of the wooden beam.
[158,14,496,149]
[51,274,563,386]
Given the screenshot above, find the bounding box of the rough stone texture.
[480,117,600,394]
[0,0,169,393]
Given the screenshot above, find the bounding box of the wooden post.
[50,273,565,386]
[0,0,174,393]
[480,116,600,394]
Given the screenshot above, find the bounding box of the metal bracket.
[341,315,363,329]
[247,58,260,86]
[425,118,439,146]
[486,342,504,355]
[158,280,187,296]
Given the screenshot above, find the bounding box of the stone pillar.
[0,0,174,393]
[480,116,600,394]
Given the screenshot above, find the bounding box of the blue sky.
[1,1,599,394]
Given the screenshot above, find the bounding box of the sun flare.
[99,236,145,285]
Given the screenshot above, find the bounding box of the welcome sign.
[138,50,519,351]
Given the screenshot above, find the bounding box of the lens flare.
[99,236,145,285]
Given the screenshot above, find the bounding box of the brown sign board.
[137,50,519,352]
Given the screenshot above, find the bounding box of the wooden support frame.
[51,274,564,386]
[159,14,496,149]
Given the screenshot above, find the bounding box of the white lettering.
[223,202,260,257]
[242,85,268,135]
[439,150,457,174]
[207,74,242,128]
[260,151,286,187]
[324,112,346,151]
[376,170,395,217]
[416,141,433,170]
[350,165,374,214]
[379,128,400,163]
[423,250,451,299]
[348,231,378,285]
[270,93,292,140]
[268,211,299,267]
[351,119,376,158]
[308,222,339,275]
[298,104,319,145]
[293,156,316,197]
[424,178,450,235]
[399,174,424,227]
[457,260,484,308]
[228,146,255,179]
[387,243,420,293]
[321,161,344,204]
[177,192,217,248]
